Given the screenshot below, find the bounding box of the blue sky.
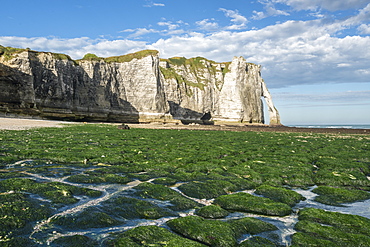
[1,0,370,125]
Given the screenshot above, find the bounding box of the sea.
[287,124,370,129]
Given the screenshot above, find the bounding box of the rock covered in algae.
[0,192,52,242]
[134,182,201,211]
[112,225,206,246]
[228,217,278,235]
[292,207,370,246]
[239,236,276,247]
[102,196,177,219]
[177,180,237,199]
[213,192,292,216]
[52,235,98,247]
[167,216,237,247]
[67,173,132,184]
[166,215,278,247]
[52,207,123,229]
[0,178,101,205]
[312,186,370,206]
[195,205,230,219]
[254,184,305,206]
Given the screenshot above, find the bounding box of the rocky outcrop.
[0,47,280,124]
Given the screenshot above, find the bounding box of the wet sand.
[0,117,368,135]
[130,123,370,135]
[0,117,78,130]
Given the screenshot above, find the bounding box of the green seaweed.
[52,235,98,247]
[67,173,131,184]
[134,182,201,211]
[298,208,370,236]
[0,178,101,205]
[214,192,292,216]
[291,232,334,247]
[113,225,206,246]
[239,236,276,247]
[167,216,237,247]
[312,186,370,206]
[195,205,229,219]
[254,184,305,206]
[178,180,237,199]
[1,124,370,245]
[228,217,278,236]
[294,220,370,246]
[102,196,176,219]
[151,177,177,185]
[52,207,122,229]
[0,193,51,242]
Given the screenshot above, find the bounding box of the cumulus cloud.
[144,1,165,7]
[274,0,369,11]
[196,19,220,31]
[0,36,147,59]
[253,0,289,20]
[1,3,369,90]
[158,21,180,30]
[121,28,159,38]
[219,8,248,30]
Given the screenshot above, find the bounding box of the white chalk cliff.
[0,47,280,125]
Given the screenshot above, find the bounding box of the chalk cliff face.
[0,47,280,124]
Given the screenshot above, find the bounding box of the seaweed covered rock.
[112,225,206,246]
[177,180,236,199]
[255,184,305,206]
[0,178,101,205]
[293,220,370,246]
[102,196,177,219]
[214,192,292,216]
[228,217,278,235]
[292,208,370,246]
[67,173,132,184]
[297,208,370,236]
[0,193,51,242]
[52,208,123,229]
[52,235,98,247]
[151,177,177,186]
[239,236,276,247]
[312,186,370,206]
[167,216,237,247]
[195,205,230,219]
[134,182,201,211]
[166,215,278,247]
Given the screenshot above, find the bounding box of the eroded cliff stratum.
[0,47,280,125]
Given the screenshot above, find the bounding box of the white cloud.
[144,1,165,7]
[152,3,165,7]
[196,19,220,31]
[0,36,147,59]
[253,0,289,20]
[158,21,180,30]
[219,8,248,30]
[1,3,369,90]
[122,28,159,38]
[275,0,369,11]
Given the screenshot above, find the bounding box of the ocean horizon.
[287,124,370,129]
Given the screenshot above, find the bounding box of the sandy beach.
[0,117,78,130]
[0,116,368,135]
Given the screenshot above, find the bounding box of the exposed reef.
[0,46,280,124]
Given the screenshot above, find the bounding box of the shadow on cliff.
[0,63,38,115]
[0,59,140,123]
[168,101,214,125]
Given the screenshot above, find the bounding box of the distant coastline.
[287,124,370,129]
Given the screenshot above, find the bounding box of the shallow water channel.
[2,160,370,246]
